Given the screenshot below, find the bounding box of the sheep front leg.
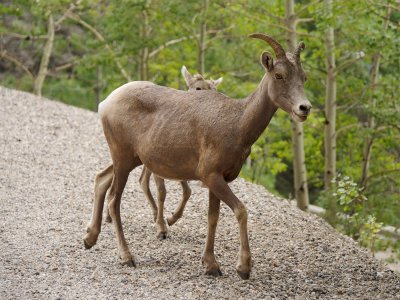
[154,175,168,239]
[204,173,251,280]
[107,165,136,267]
[202,190,222,276]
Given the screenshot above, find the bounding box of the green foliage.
[333,175,367,215]
[318,174,385,253]
[359,215,383,252]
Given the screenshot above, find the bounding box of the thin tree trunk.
[285,0,309,211]
[139,8,150,81]
[33,14,55,96]
[95,66,102,112]
[324,0,336,189]
[197,0,208,74]
[360,5,391,187]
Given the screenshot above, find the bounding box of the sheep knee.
[234,203,248,223]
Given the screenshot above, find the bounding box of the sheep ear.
[181,65,192,87]
[212,77,223,87]
[261,51,274,71]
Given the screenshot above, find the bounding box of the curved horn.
[248,33,286,59]
[294,42,305,64]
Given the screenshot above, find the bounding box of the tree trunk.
[360,5,391,187]
[324,0,337,189]
[95,66,103,112]
[285,0,309,211]
[139,9,150,81]
[33,14,55,96]
[197,0,208,74]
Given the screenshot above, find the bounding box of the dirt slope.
[0,87,399,300]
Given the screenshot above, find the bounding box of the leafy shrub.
[318,174,384,253]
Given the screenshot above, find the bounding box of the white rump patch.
[98,81,155,116]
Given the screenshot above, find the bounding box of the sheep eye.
[275,74,283,80]
[196,88,201,90]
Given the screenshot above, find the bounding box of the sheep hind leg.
[84,164,114,249]
[139,166,158,222]
[154,175,168,239]
[167,181,191,226]
[102,166,115,223]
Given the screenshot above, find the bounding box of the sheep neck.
[239,75,278,147]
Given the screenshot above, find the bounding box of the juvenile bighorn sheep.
[181,65,223,91]
[84,33,311,280]
[103,66,223,239]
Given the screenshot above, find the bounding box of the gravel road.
[1,87,399,299]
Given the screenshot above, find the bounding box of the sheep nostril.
[299,105,308,112]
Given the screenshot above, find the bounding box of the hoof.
[104,215,112,223]
[237,270,250,280]
[205,268,223,277]
[157,232,167,240]
[83,238,93,250]
[166,217,174,227]
[121,259,136,268]
[167,214,180,227]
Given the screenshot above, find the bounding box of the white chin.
[291,112,307,122]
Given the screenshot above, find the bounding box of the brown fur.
[102,67,222,238]
[84,33,312,280]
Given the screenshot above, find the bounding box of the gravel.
[1,86,399,300]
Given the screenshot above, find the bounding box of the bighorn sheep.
[103,66,223,239]
[181,65,223,91]
[84,33,311,280]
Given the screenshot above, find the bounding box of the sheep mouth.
[291,111,308,122]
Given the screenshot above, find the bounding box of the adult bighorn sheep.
[84,33,311,280]
[103,66,223,239]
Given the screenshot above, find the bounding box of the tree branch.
[295,0,323,16]
[365,169,400,184]
[148,36,191,58]
[263,21,316,37]
[55,0,83,27]
[259,7,284,22]
[335,54,365,74]
[0,32,47,40]
[148,26,232,59]
[206,25,235,44]
[54,62,75,71]
[67,12,132,82]
[0,50,34,80]
[335,123,360,138]
[295,17,314,24]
